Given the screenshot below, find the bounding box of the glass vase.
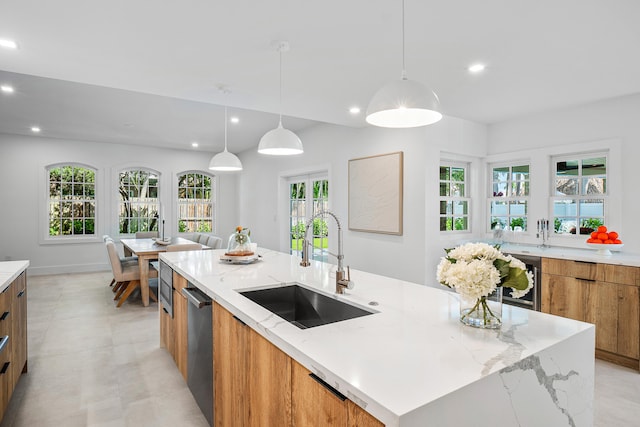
[459,287,503,329]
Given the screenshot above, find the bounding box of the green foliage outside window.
[49,165,96,236]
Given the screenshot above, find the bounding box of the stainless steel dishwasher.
[181,286,213,426]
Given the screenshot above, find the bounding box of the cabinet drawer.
[601,264,640,287]
[542,258,602,281]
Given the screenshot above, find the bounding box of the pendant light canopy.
[209,107,243,172]
[366,0,442,128]
[258,41,303,155]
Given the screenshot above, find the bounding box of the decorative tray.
[153,237,171,246]
[219,253,259,264]
[585,242,624,256]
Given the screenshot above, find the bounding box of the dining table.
[120,237,209,307]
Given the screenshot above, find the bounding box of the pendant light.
[366,0,442,128]
[258,41,304,155]
[209,107,243,172]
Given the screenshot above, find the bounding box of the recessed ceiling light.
[191,142,199,148]
[1,85,14,93]
[31,126,41,133]
[468,63,486,73]
[230,117,239,124]
[0,39,18,50]
[349,106,361,114]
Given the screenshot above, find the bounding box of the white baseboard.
[28,262,111,276]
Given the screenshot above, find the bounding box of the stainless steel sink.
[239,283,374,329]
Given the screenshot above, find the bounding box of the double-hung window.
[489,163,529,232]
[118,169,160,234]
[552,153,607,235]
[177,172,215,233]
[439,162,469,232]
[48,164,96,237]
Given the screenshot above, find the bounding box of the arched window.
[177,171,215,233]
[119,168,160,234]
[47,164,97,237]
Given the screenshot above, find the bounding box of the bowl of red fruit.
[585,225,623,256]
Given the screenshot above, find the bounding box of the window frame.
[287,173,329,261]
[487,161,530,233]
[439,160,471,233]
[176,170,216,234]
[41,162,102,244]
[550,151,608,237]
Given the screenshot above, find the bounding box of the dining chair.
[206,235,223,249]
[135,231,159,238]
[166,243,202,252]
[196,234,209,244]
[103,236,138,292]
[106,240,158,307]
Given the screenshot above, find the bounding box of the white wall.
[0,134,238,274]
[488,93,640,254]
[237,117,487,285]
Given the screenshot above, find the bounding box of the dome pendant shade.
[366,78,442,128]
[258,120,304,155]
[209,149,243,171]
[209,106,243,172]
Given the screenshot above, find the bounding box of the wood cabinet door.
[541,273,588,321]
[292,360,347,427]
[173,289,188,381]
[10,272,27,391]
[246,328,292,427]
[587,281,618,353]
[159,301,175,355]
[213,302,247,427]
[616,284,639,360]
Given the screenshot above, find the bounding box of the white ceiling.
[1,0,639,154]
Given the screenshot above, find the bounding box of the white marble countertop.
[498,242,640,266]
[0,260,29,293]
[160,249,594,426]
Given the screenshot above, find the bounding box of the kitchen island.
[160,249,594,427]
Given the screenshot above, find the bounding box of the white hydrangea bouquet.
[437,242,533,328]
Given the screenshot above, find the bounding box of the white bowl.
[586,242,624,256]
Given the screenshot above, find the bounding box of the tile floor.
[0,271,639,426]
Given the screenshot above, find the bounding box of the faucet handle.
[344,266,355,290]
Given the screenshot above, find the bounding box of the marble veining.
[501,355,580,426]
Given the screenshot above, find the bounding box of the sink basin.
[239,283,374,329]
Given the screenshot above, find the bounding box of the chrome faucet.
[300,210,354,294]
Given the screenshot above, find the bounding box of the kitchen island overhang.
[160,248,594,427]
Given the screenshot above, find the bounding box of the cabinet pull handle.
[576,278,595,282]
[0,335,8,354]
[0,361,10,374]
[17,290,25,298]
[309,373,347,401]
[0,311,9,321]
[162,307,169,314]
[575,260,596,265]
[232,315,247,326]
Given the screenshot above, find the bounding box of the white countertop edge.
[0,260,30,292]
[497,243,640,266]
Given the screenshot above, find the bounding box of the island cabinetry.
[542,258,640,370]
[0,270,28,421]
[213,302,384,426]
[159,270,188,380]
[292,360,383,427]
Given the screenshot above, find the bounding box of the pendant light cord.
[401,0,407,80]
[278,46,283,125]
[224,107,228,152]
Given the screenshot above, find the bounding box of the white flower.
[437,242,534,300]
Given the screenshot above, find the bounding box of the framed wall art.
[348,151,403,235]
